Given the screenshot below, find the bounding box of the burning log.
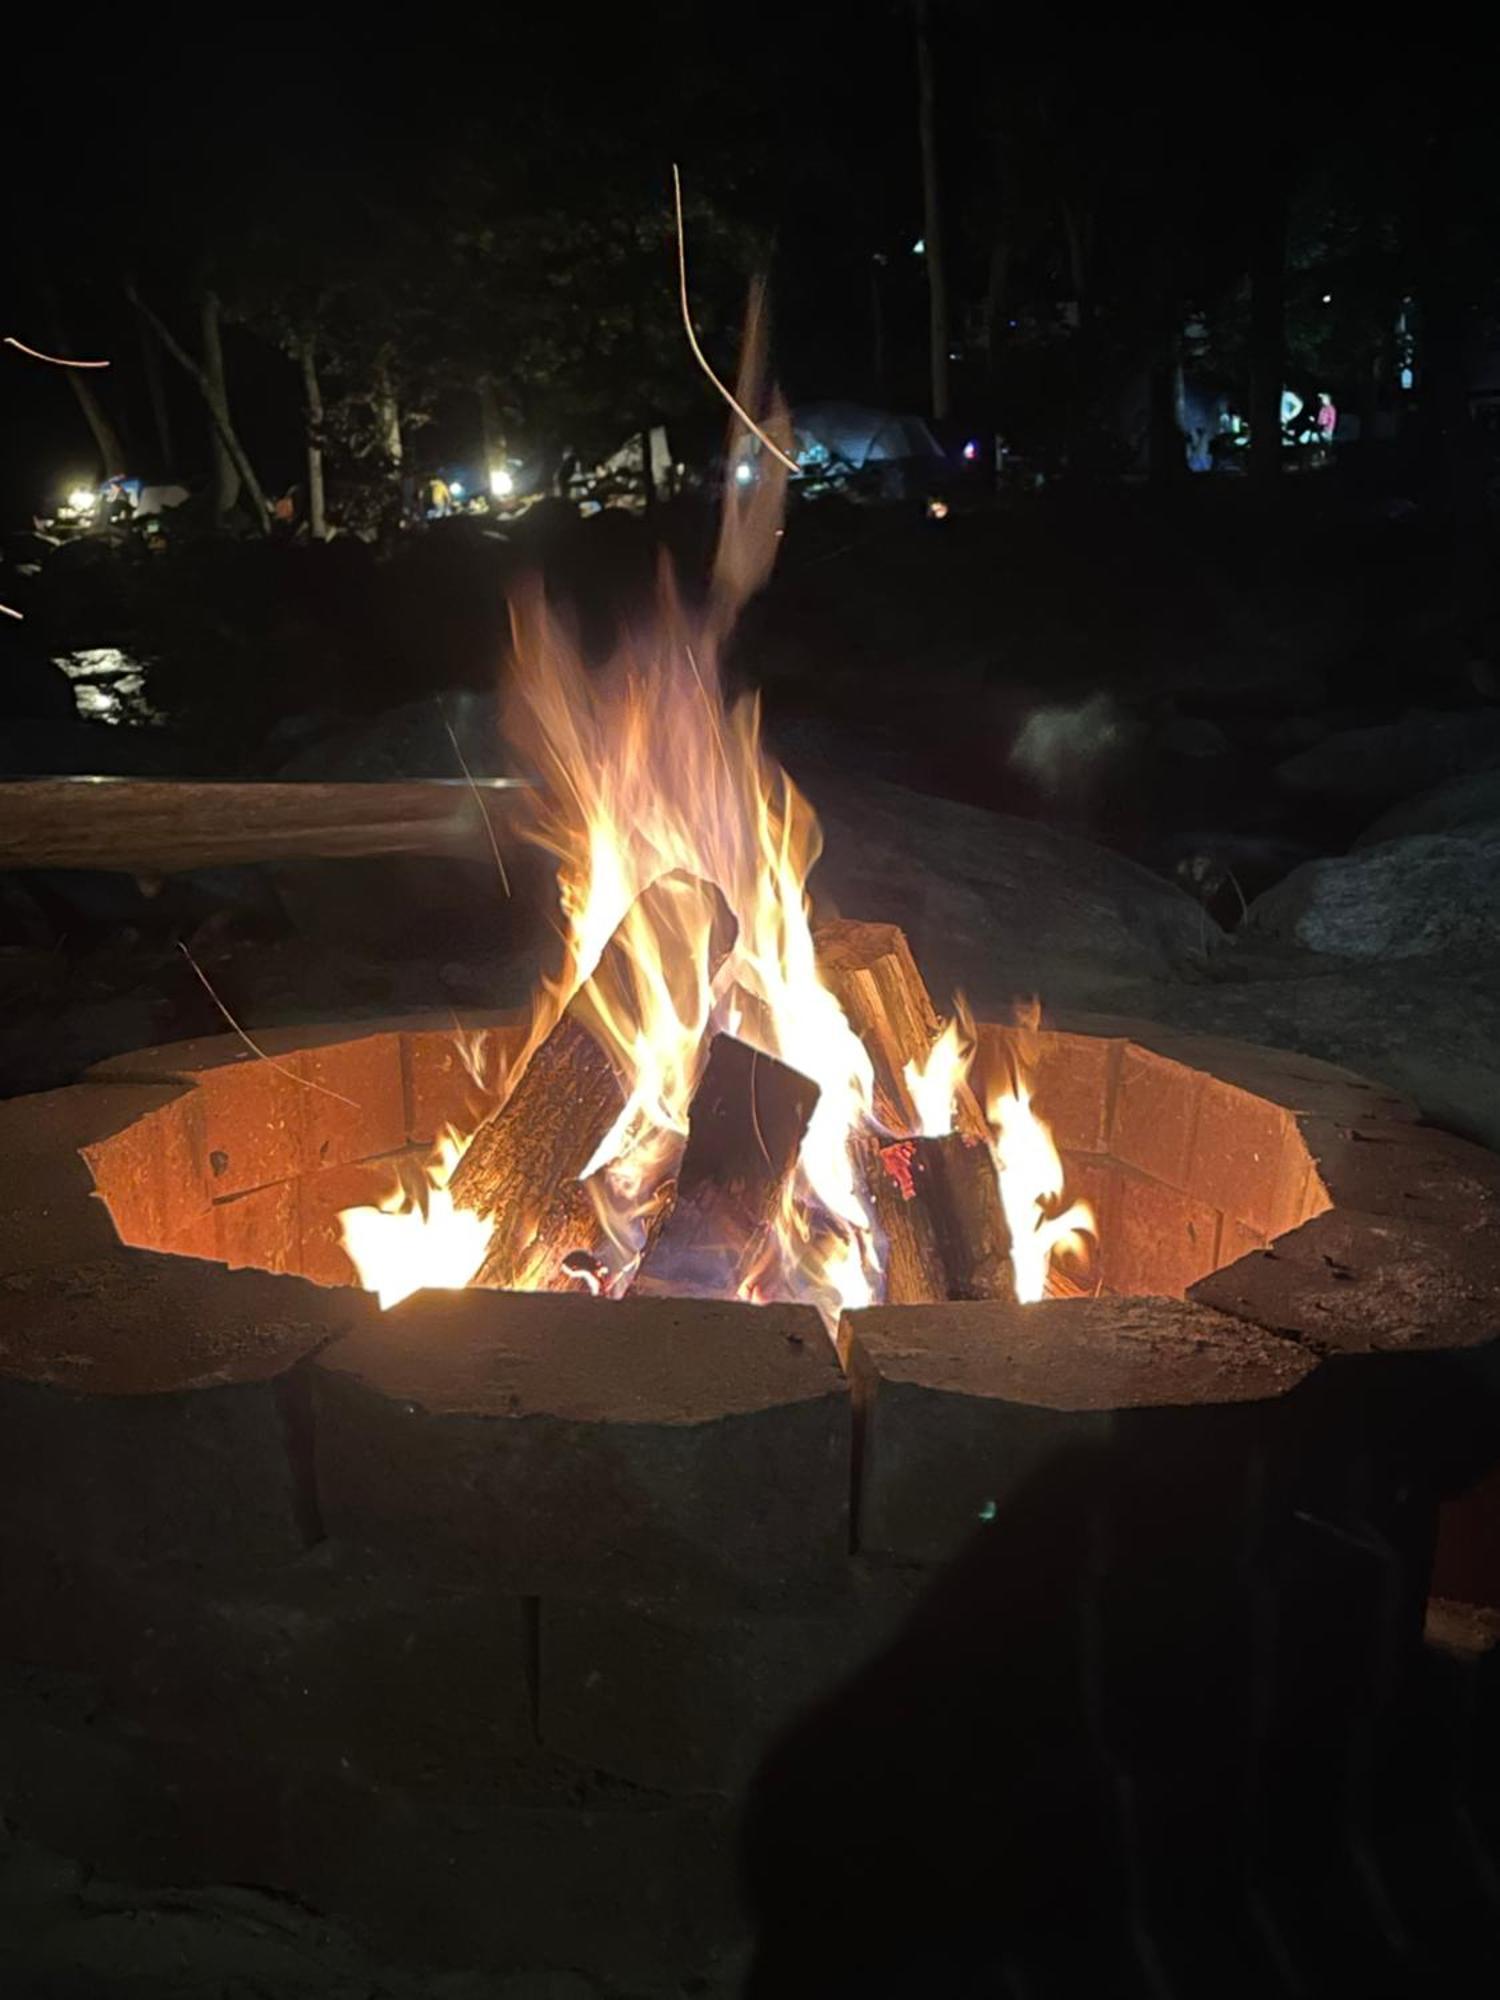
[813,918,984,1139]
[860,1133,1012,1305]
[908,1133,1012,1299]
[451,872,735,1290]
[632,1035,820,1299]
[451,1015,624,1290]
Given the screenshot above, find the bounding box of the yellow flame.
[903,1015,972,1137]
[985,1007,1097,1303]
[337,367,1096,1319]
[338,1129,494,1310]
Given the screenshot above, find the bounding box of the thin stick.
[4,335,110,368]
[177,942,360,1107]
[672,163,798,473]
[435,698,510,897]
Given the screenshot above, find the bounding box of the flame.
[338,1129,494,1310]
[903,1014,972,1137]
[985,1005,1097,1303]
[337,310,1096,1324]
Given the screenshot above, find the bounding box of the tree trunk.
[914,0,950,423]
[66,370,128,482]
[136,305,174,477]
[373,362,404,533]
[477,376,504,474]
[199,292,242,521]
[1249,184,1286,490]
[127,286,270,532]
[38,287,128,480]
[298,336,327,540]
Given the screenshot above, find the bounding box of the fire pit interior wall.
[4,1015,1499,1986]
[77,1019,1333,1301]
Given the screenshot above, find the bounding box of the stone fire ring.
[3,1009,1500,1970]
[3,1009,1500,1582]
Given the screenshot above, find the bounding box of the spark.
[671,163,798,473]
[0,603,22,621]
[4,336,109,368]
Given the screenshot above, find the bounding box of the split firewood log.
[452,872,734,1289]
[631,1034,820,1299]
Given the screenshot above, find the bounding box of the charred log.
[633,1035,820,1299]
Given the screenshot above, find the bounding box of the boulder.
[1243,829,1500,963]
[1355,768,1500,846]
[1275,707,1500,805]
[808,772,1219,1009]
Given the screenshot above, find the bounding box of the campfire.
[337,457,1096,1328]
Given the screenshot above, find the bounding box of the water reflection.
[51,648,162,727]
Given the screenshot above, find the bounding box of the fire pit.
[4,476,1500,1985]
[3,1003,1499,1984]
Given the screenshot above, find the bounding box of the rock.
[807,771,1220,1008]
[1243,829,1500,963]
[1275,706,1500,805]
[1355,767,1500,846]
[1155,713,1231,760]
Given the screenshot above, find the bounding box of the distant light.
[66,487,96,512]
[962,439,978,461]
[1321,293,1332,305]
[488,466,514,499]
[734,461,755,486]
[1400,364,1414,391]
[912,236,925,255]
[449,479,464,499]
[926,497,949,521]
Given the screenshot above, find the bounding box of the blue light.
[734,461,754,486]
[962,440,978,462]
[449,480,464,499]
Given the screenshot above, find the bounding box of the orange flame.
[985,1003,1097,1302]
[338,315,1096,1322]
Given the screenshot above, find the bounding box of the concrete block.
[311,1289,849,1604]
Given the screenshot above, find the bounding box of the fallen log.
[0,778,529,873]
[632,1034,820,1299]
[813,916,984,1139]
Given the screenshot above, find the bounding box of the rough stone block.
[540,1563,924,1793]
[0,1251,371,1569]
[1104,1165,1222,1297]
[215,1179,300,1275]
[310,1290,849,1603]
[840,1295,1314,1565]
[115,1553,535,1784]
[1109,1042,1202,1186]
[1297,1115,1500,1229]
[402,1017,522,1144]
[87,1028,408,1198]
[0,1082,204,1275]
[1189,1078,1314,1240]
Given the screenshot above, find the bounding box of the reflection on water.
[52,648,163,727]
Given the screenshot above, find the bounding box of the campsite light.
[66,487,96,513]
[489,466,515,499]
[734,461,755,487]
[962,440,978,462]
[450,480,465,500]
[912,237,926,256]
[926,497,950,521]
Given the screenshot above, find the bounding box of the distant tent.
[790,402,943,473]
